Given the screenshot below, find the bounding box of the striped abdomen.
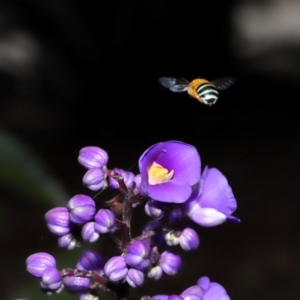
[196,82,219,105]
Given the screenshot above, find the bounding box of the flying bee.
[158,77,236,106]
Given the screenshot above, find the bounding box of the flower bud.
[145,200,165,219]
[169,208,183,223]
[78,146,108,169]
[179,228,199,251]
[63,276,90,295]
[44,207,71,236]
[83,168,105,191]
[126,268,144,287]
[109,168,135,189]
[41,267,62,290]
[133,174,142,190]
[94,209,116,234]
[125,240,151,270]
[104,256,128,281]
[40,282,64,295]
[159,251,182,276]
[76,250,105,273]
[26,252,56,278]
[58,233,77,250]
[81,222,100,242]
[67,194,96,224]
[165,231,180,247]
[147,265,163,280]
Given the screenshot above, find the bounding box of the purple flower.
[81,221,100,242]
[41,267,62,290]
[78,146,108,169]
[139,141,201,203]
[94,209,116,234]
[184,167,239,227]
[104,256,128,281]
[58,233,77,250]
[26,252,56,278]
[67,194,96,224]
[126,268,144,287]
[44,207,71,236]
[197,276,230,300]
[63,277,90,295]
[125,240,151,270]
[109,168,135,189]
[159,251,182,275]
[76,250,105,273]
[82,168,106,191]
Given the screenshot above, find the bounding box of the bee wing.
[212,77,236,90]
[158,77,189,92]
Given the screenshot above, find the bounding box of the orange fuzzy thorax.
[187,78,210,102]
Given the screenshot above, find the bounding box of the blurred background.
[1,0,300,299]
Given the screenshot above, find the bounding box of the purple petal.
[203,283,230,300]
[197,276,210,291]
[139,142,165,180]
[199,168,236,215]
[155,141,200,186]
[146,182,193,203]
[181,285,205,300]
[187,202,227,227]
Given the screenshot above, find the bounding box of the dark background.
[1,0,300,299]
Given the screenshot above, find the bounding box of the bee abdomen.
[196,83,219,105]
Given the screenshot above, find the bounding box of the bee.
[158,77,236,106]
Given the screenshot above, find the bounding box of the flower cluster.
[25,141,239,300]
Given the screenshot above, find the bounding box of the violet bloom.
[78,146,108,169]
[184,167,239,227]
[26,252,56,278]
[44,207,71,236]
[67,194,96,224]
[197,276,230,300]
[125,240,151,270]
[139,141,201,203]
[104,256,128,281]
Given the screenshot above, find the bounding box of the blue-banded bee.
[158,77,236,106]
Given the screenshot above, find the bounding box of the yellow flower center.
[148,162,174,185]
